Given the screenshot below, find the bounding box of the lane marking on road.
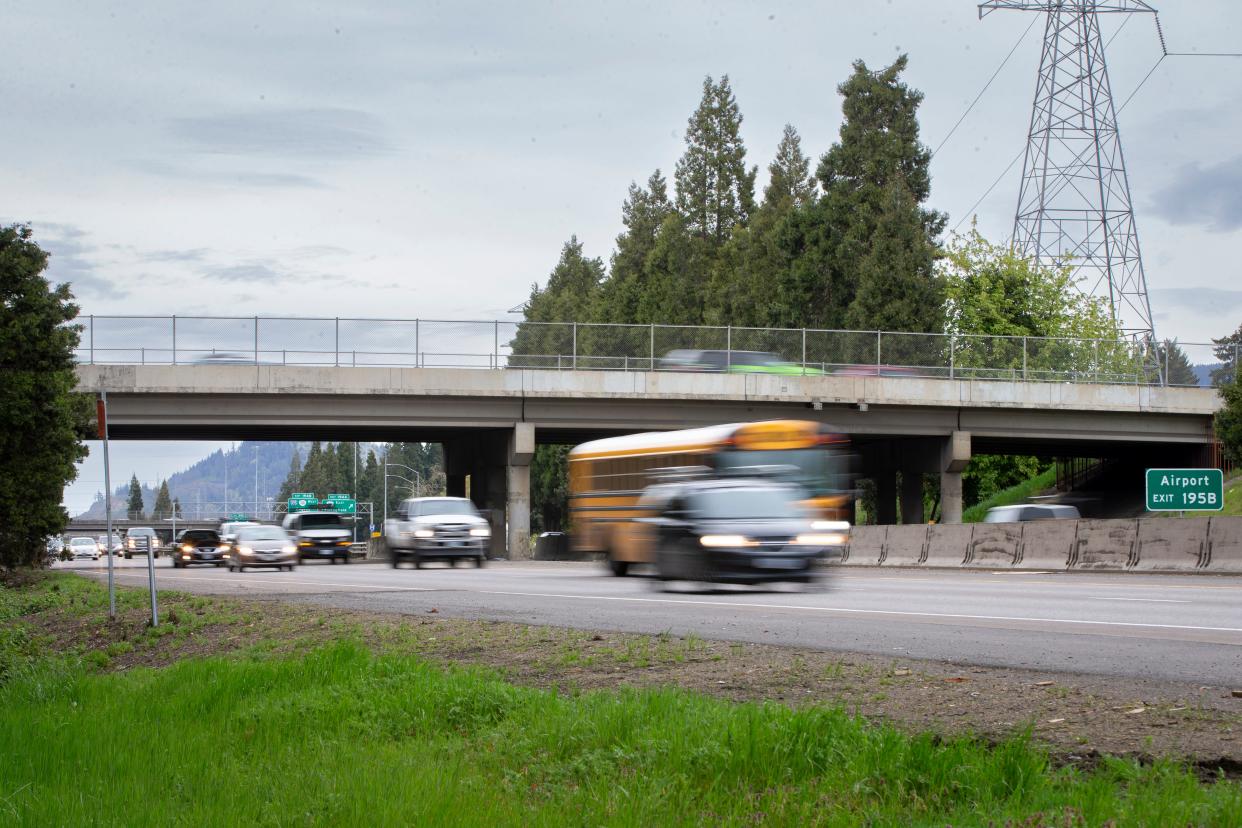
[463,588,1242,636]
[101,571,438,592]
[91,572,1240,635]
[1088,596,1191,604]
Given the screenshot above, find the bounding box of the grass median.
[2,574,1239,825]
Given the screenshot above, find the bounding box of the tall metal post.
[801,328,807,375]
[99,392,116,619]
[1022,336,1028,380]
[571,323,577,370]
[334,318,340,367]
[876,331,882,367]
[726,326,732,370]
[171,315,177,365]
[494,321,499,369]
[415,319,420,368]
[949,334,956,380]
[89,315,94,364]
[253,316,259,365]
[650,325,655,370]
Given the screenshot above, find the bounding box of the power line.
[931,16,1037,158]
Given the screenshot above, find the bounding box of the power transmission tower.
[980,1,1159,342]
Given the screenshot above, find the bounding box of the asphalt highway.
[67,558,1242,686]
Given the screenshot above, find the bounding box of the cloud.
[203,262,285,283]
[29,221,130,300]
[127,159,327,189]
[1151,287,1242,317]
[1148,157,1242,232]
[166,108,393,160]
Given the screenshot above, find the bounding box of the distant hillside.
[76,441,310,519]
[1192,363,1221,388]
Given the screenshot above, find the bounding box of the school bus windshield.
[713,448,842,497]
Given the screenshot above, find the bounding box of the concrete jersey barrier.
[1071,519,1138,570]
[1206,517,1242,573]
[1133,519,1208,572]
[925,524,972,567]
[842,525,886,565]
[831,516,1242,573]
[882,525,929,566]
[967,523,1022,567]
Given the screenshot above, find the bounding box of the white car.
[68,537,101,560]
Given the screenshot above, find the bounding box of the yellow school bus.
[569,420,852,574]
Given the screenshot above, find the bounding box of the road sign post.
[1145,468,1224,512]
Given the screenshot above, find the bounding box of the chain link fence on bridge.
[74,315,1237,388]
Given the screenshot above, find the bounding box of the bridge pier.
[940,431,972,525]
[444,423,533,560]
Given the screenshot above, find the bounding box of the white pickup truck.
[383,496,490,569]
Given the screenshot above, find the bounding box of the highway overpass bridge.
[76,364,1221,558]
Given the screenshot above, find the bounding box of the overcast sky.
[9,1,1239,512]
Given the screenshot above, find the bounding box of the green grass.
[1,576,1239,825]
[963,466,1059,523]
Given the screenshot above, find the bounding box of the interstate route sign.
[1145,468,1224,512]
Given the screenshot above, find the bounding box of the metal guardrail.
[72,315,1237,387]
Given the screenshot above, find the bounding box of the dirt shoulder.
[16,575,1242,775]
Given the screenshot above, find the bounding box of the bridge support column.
[507,422,534,561]
[900,471,924,524]
[875,472,897,525]
[940,431,971,525]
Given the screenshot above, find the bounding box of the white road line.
[105,572,436,592]
[1089,596,1191,604]
[96,573,1242,636]
[467,588,1242,635]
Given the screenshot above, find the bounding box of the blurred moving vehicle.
[218,520,259,546]
[46,537,65,560]
[282,511,352,564]
[68,537,100,561]
[189,352,257,365]
[833,364,922,378]
[225,525,297,571]
[984,504,1081,523]
[640,475,846,586]
[124,527,160,559]
[658,349,824,375]
[384,497,489,569]
[570,420,853,575]
[173,529,226,568]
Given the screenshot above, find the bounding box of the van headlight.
[795,533,847,546]
[469,528,490,537]
[282,545,296,554]
[811,520,851,532]
[413,529,434,539]
[237,546,254,556]
[700,535,755,548]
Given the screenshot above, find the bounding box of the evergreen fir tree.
[674,75,756,246]
[817,56,945,335]
[1157,340,1200,387]
[126,474,145,520]
[152,480,173,520]
[510,237,606,361]
[763,124,815,211]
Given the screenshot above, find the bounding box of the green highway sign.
[1145,468,1223,512]
[228,513,250,521]
[287,493,357,513]
[287,494,318,512]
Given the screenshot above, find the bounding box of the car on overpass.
[657,349,825,375]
